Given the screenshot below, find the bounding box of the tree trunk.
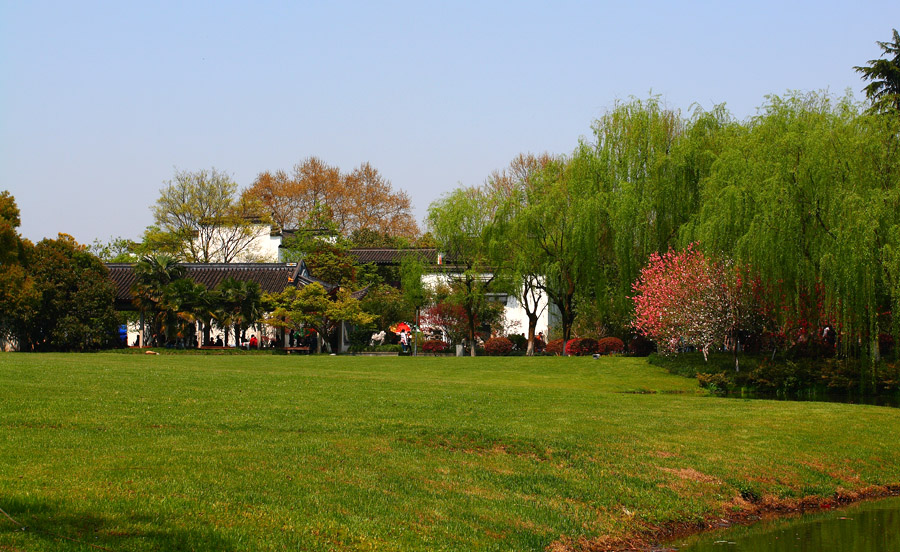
[526,313,537,356]
[468,311,477,357]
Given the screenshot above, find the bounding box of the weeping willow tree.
[496,149,610,344]
[426,186,514,356]
[589,97,734,325]
[684,91,900,361]
[486,153,555,355]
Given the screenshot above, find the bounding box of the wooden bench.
[282,346,311,354]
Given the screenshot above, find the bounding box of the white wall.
[191,224,280,263]
[420,272,549,339]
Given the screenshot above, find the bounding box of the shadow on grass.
[0,496,235,551]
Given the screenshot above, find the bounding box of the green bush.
[507,333,528,351]
[652,351,900,399]
[697,372,730,395]
[348,329,374,352]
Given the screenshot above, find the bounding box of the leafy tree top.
[855,28,900,114]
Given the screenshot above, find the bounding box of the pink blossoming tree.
[633,245,757,367]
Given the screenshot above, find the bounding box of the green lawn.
[1,354,898,551]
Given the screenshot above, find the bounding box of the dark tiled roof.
[106,262,315,303]
[349,248,438,265]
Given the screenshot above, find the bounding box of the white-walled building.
[173,225,551,344]
[419,272,549,340]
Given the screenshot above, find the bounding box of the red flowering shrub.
[627,335,655,356]
[422,340,449,353]
[484,336,514,356]
[566,338,599,356]
[421,303,469,345]
[545,339,565,355]
[597,337,625,354]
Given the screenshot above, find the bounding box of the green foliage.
[132,254,187,342]
[88,236,139,262]
[265,283,374,353]
[281,218,361,287]
[0,190,27,266]
[506,333,528,351]
[500,153,606,343]
[399,254,428,311]
[214,277,264,346]
[697,372,730,395]
[684,92,900,359]
[15,234,119,351]
[360,283,409,331]
[148,168,271,263]
[855,28,900,114]
[427,186,514,355]
[652,352,900,398]
[593,100,734,328]
[0,192,36,344]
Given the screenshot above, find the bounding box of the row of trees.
[422,30,900,360]
[95,158,422,265]
[0,192,120,351]
[129,252,377,353]
[131,255,265,347]
[0,189,399,352]
[427,93,900,361]
[248,157,420,238]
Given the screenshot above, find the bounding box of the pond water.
[667,496,900,551]
[722,392,900,409]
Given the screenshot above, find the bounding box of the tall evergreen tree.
[855,29,900,114]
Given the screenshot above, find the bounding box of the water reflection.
[669,496,900,551]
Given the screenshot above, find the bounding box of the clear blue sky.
[2,1,898,244]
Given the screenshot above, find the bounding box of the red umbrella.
[393,322,411,333]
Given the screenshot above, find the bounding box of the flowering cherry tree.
[633,246,754,363]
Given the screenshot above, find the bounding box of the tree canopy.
[16,234,120,351]
[149,168,271,263]
[247,157,419,238]
[855,28,900,114]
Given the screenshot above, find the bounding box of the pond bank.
[668,494,900,551]
[551,484,900,552]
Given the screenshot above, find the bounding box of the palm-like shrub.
[216,277,263,346]
[132,254,186,343]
